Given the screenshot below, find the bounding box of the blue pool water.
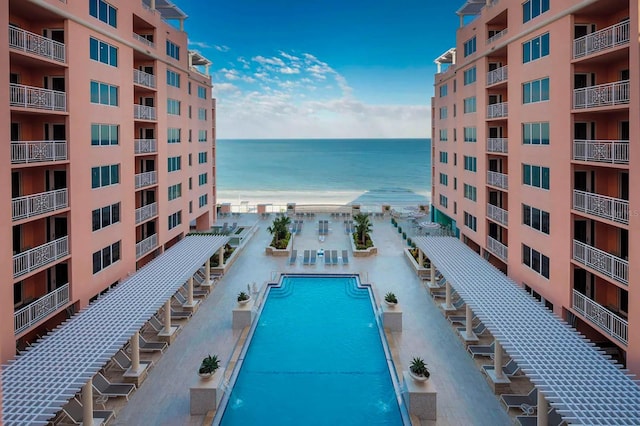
[218,276,406,425]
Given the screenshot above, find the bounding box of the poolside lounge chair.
[318,221,323,235]
[331,250,338,264]
[501,388,538,413]
[468,341,495,358]
[62,397,114,425]
[303,250,310,265]
[456,322,487,336]
[169,308,192,320]
[139,334,167,353]
[342,249,349,264]
[310,250,317,265]
[483,358,521,377]
[448,314,477,325]
[93,372,136,401]
[516,408,564,426]
[173,290,200,309]
[324,250,331,264]
[110,349,152,371]
[289,249,297,265]
[145,315,180,336]
[431,287,458,299]
[449,298,465,310]
[187,279,209,297]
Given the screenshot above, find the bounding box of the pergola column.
[465,305,473,339]
[537,391,548,426]
[82,380,94,426]
[445,282,453,309]
[218,246,224,266]
[430,263,435,283]
[205,259,211,283]
[494,339,504,379]
[150,0,155,10]
[418,250,424,267]
[179,18,184,31]
[131,331,140,371]
[187,277,194,306]
[164,300,172,333]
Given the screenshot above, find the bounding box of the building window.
[439,194,448,208]
[92,241,121,274]
[439,151,448,164]
[523,33,550,63]
[463,127,477,142]
[188,153,192,167]
[523,204,550,234]
[439,84,448,97]
[439,107,448,119]
[463,36,477,57]
[463,156,477,172]
[463,97,476,113]
[90,81,118,106]
[199,194,208,208]
[198,108,207,121]
[89,37,117,67]
[166,40,180,60]
[168,183,182,201]
[463,67,476,85]
[198,130,208,142]
[166,69,181,88]
[464,212,477,231]
[91,124,119,145]
[91,164,119,189]
[89,0,117,28]
[168,156,181,172]
[92,202,120,231]
[168,211,182,230]
[523,0,550,23]
[188,177,193,190]
[439,173,448,186]
[522,244,550,278]
[522,164,550,189]
[198,152,208,164]
[168,128,181,144]
[439,129,448,142]
[523,122,550,144]
[463,184,477,201]
[523,77,550,104]
[199,173,208,186]
[167,99,181,115]
[198,86,207,99]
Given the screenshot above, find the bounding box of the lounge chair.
[431,288,458,299]
[170,308,192,320]
[139,334,167,353]
[111,349,152,371]
[456,322,487,336]
[303,250,310,265]
[331,250,338,264]
[173,290,200,309]
[310,250,317,265]
[289,249,297,265]
[342,250,349,264]
[92,372,136,401]
[448,314,477,325]
[468,341,495,358]
[501,388,538,413]
[483,358,521,377]
[62,397,114,425]
[516,408,564,426]
[318,221,323,235]
[324,250,331,264]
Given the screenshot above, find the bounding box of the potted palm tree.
[409,357,430,382]
[198,354,220,379]
[237,291,250,305]
[384,292,398,307]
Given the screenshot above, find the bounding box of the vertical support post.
[494,340,504,379]
[205,64,210,76]
[187,277,194,306]
[445,281,453,309]
[131,331,140,371]
[418,250,424,267]
[179,18,185,32]
[459,14,464,28]
[150,0,156,10]
[436,62,441,73]
[82,380,94,426]
[164,299,171,333]
[205,259,211,283]
[465,305,473,338]
[218,246,224,266]
[537,390,548,426]
[430,263,435,284]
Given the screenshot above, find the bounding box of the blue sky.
[178,0,461,138]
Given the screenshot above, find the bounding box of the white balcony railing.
[134,104,156,120]
[11,140,67,164]
[9,26,66,63]
[134,138,157,154]
[135,202,158,224]
[487,137,508,153]
[573,190,628,225]
[136,234,158,259]
[14,283,70,335]
[132,32,155,49]
[133,68,156,88]
[573,80,629,109]
[487,236,508,263]
[135,171,157,189]
[573,19,630,59]
[487,101,508,118]
[13,236,69,278]
[487,65,508,86]
[573,240,628,285]
[487,28,507,45]
[572,290,628,345]
[487,171,508,190]
[10,83,67,112]
[487,204,508,226]
[12,189,68,221]
[572,139,628,165]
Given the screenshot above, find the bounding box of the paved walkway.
[115,214,511,426]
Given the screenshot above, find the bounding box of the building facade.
[2,0,216,366]
[431,0,638,374]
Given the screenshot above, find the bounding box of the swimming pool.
[216,275,408,425]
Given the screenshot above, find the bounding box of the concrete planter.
[351,235,377,257]
[404,248,430,279]
[265,233,293,257]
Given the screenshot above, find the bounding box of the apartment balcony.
[132,32,155,49]
[487,28,507,45]
[487,171,508,190]
[573,190,628,225]
[487,138,508,154]
[135,171,157,189]
[487,65,508,86]
[573,240,628,286]
[134,138,157,154]
[10,83,66,112]
[573,19,630,59]
[133,68,156,89]
[572,139,628,165]
[11,140,67,164]
[9,26,66,63]
[487,203,508,226]
[14,283,69,335]
[487,236,508,263]
[572,289,627,345]
[13,236,69,279]
[573,80,629,109]
[487,102,508,119]
[136,234,158,259]
[134,104,156,120]
[135,202,158,224]
[12,189,68,222]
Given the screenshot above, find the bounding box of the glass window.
[542,167,550,189]
[110,164,119,184]
[91,167,100,188]
[523,164,531,185]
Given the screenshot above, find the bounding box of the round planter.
[198,371,214,380]
[408,370,429,382]
[238,296,251,305]
[384,300,398,308]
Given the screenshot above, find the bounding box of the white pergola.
[1,234,228,425]
[414,236,640,425]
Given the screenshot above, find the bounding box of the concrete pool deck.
[113,213,512,426]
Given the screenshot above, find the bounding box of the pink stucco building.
[431,0,638,374]
[1,0,216,368]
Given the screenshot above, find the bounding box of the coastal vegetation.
[352,213,373,250]
[210,243,234,267]
[267,216,291,249]
[409,248,430,268]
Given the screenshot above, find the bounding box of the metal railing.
[572,290,628,345]
[132,32,155,48]
[573,190,628,225]
[135,171,157,189]
[573,20,630,59]
[14,283,70,335]
[133,68,156,88]
[573,240,628,285]
[487,28,507,45]
[135,202,158,224]
[13,236,69,278]
[136,234,158,259]
[134,138,157,154]
[487,203,508,226]
[487,65,508,86]
[134,104,156,120]
[10,83,66,111]
[12,189,68,221]
[9,26,66,63]
[487,236,508,263]
[487,101,508,118]
[11,140,67,164]
[487,171,508,190]
[572,139,628,165]
[487,137,508,153]
[573,80,629,109]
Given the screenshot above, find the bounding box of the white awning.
[1,234,228,425]
[457,0,486,15]
[414,236,640,425]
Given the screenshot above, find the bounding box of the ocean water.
[216,138,431,208]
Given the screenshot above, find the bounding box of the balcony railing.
[133,32,155,49]
[14,283,70,335]
[134,138,157,154]
[487,65,508,86]
[134,104,156,120]
[573,190,628,225]
[135,202,158,224]
[133,68,156,89]
[572,139,628,165]
[136,234,158,259]
[9,26,66,63]
[487,236,508,263]
[573,240,628,286]
[487,204,508,226]
[573,20,630,59]
[135,171,157,189]
[10,83,66,112]
[572,290,628,345]
[11,140,67,164]
[13,236,69,278]
[487,137,508,153]
[487,28,507,45]
[573,80,629,109]
[12,189,68,221]
[487,102,508,118]
[487,171,508,190]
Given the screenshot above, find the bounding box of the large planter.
[238,296,251,305]
[409,370,430,383]
[198,371,215,380]
[404,248,430,279]
[265,233,293,257]
[384,300,398,308]
[351,235,377,257]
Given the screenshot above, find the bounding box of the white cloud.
[279,66,300,75]
[213,83,240,94]
[220,68,240,81]
[188,40,212,49]
[237,57,250,69]
[215,45,230,52]
[280,51,300,61]
[253,55,285,67]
